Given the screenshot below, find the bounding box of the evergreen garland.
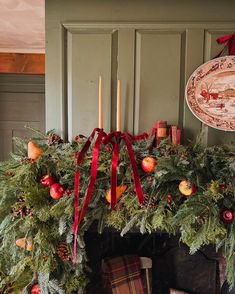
[0,130,234,293]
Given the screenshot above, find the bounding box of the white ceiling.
[0,0,45,53]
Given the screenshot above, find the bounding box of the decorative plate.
[186,56,235,131]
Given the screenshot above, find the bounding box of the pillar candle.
[99,76,103,129]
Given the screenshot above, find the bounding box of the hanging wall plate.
[185,56,235,131]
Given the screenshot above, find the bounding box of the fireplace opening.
[85,231,221,294]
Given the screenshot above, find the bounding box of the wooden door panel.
[47,19,235,145]
[0,77,45,161]
[0,92,44,122]
[134,30,185,134]
[67,29,113,139]
[0,121,42,161]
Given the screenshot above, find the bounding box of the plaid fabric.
[102,255,144,294]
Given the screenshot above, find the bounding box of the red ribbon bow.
[215,34,235,58]
[73,129,148,263]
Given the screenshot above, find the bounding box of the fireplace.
[85,231,221,294]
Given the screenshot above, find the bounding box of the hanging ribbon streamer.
[103,131,148,209]
[73,128,105,264]
[78,129,104,223]
[214,34,235,58]
[73,129,148,263]
[111,138,120,210]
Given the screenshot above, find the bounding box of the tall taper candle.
[99,76,103,129]
[117,80,121,131]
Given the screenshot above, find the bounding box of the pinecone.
[12,197,33,218]
[12,205,33,218]
[198,209,209,225]
[141,194,157,209]
[56,242,71,261]
[48,133,63,146]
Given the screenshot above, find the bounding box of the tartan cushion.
[102,255,144,294]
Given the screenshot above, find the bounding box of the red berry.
[167,199,172,204]
[74,135,79,142]
[167,194,172,199]
[42,256,47,261]
[105,146,111,153]
[219,184,226,190]
[221,209,234,223]
[40,175,54,187]
[50,183,65,200]
[65,189,71,196]
[7,171,13,177]
[31,284,41,294]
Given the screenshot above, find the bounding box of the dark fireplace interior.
[85,231,222,294]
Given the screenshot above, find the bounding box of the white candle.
[117,80,121,131]
[99,76,103,129]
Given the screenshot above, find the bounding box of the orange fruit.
[105,185,127,203]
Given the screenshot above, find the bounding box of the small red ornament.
[50,183,65,200]
[30,284,41,294]
[141,157,156,173]
[40,175,54,187]
[147,176,153,182]
[7,171,13,177]
[219,184,226,190]
[65,189,71,196]
[221,209,234,224]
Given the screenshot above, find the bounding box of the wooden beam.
[0,53,45,74]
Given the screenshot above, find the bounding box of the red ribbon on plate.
[214,34,235,58]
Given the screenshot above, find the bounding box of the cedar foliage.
[0,131,234,292]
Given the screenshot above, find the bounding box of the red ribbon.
[73,128,105,264]
[214,34,235,58]
[73,129,148,263]
[111,139,119,210]
[78,129,104,223]
[103,131,147,209]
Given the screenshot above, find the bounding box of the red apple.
[179,180,196,196]
[141,157,156,173]
[40,175,54,187]
[50,183,65,200]
[31,284,41,294]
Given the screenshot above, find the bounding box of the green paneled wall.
[46,0,235,145]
